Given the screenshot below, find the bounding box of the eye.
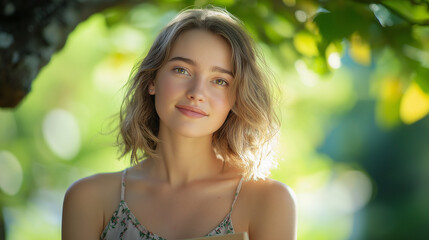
[173,67,190,76]
[213,79,229,86]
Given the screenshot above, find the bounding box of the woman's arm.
[249,180,297,240]
[62,176,107,240]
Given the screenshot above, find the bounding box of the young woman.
[62,7,296,240]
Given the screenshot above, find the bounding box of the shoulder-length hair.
[118,6,279,180]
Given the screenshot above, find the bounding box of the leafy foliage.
[1,0,429,240]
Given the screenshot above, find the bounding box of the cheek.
[155,84,175,113]
[155,76,182,99]
[212,92,233,117]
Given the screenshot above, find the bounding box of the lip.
[175,105,208,118]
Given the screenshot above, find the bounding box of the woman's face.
[150,29,235,138]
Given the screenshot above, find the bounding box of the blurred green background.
[1,0,429,239]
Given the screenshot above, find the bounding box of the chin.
[170,125,217,139]
[160,119,224,139]
[176,129,213,139]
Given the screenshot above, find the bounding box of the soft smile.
[175,105,208,118]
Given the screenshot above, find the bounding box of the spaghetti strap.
[102,173,243,239]
[230,176,244,212]
[120,168,127,201]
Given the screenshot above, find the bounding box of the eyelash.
[213,79,229,86]
[173,67,190,75]
[172,67,229,87]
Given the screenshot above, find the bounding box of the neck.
[143,128,224,186]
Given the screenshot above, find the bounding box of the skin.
[62,29,297,240]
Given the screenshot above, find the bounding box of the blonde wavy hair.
[118,7,279,180]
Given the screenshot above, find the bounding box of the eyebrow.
[168,56,234,77]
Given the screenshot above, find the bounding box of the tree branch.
[354,0,429,26]
[0,0,143,108]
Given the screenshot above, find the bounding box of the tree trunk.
[0,0,141,108]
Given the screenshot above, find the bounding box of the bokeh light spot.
[295,10,307,23]
[328,52,342,69]
[400,82,429,124]
[329,170,373,213]
[283,0,296,7]
[93,53,132,94]
[42,109,81,160]
[293,32,318,57]
[349,33,371,66]
[0,151,23,195]
[295,60,319,86]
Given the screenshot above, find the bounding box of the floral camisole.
[100,169,244,240]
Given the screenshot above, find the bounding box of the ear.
[148,81,155,95]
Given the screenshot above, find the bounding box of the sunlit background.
[1,1,429,239]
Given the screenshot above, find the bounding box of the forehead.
[168,29,233,71]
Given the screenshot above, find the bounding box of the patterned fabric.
[100,169,244,240]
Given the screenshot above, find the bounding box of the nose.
[186,75,206,102]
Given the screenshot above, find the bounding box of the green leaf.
[414,66,429,93]
[313,3,372,42]
[383,0,429,24]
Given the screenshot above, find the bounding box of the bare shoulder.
[246,178,295,200]
[62,171,123,240]
[66,171,122,196]
[244,178,297,240]
[64,171,122,209]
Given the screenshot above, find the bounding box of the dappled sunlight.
[293,31,318,57]
[370,4,395,27]
[2,1,429,239]
[327,52,341,69]
[374,76,403,128]
[349,33,371,66]
[294,60,319,87]
[93,53,135,94]
[400,82,429,124]
[325,42,344,70]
